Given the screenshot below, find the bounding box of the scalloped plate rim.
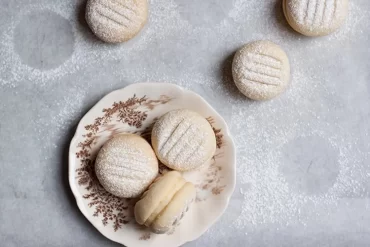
[68,82,236,246]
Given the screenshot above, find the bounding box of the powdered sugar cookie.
[134,171,196,234]
[86,0,148,43]
[232,40,290,100]
[283,0,349,36]
[151,109,217,171]
[95,134,158,198]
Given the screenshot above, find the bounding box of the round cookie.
[283,0,349,36]
[232,40,290,100]
[134,171,196,234]
[151,109,217,171]
[95,134,158,198]
[86,0,148,43]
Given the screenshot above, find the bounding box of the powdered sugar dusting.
[232,40,290,100]
[231,61,369,230]
[284,0,349,36]
[0,0,366,89]
[86,0,147,43]
[0,0,370,244]
[152,109,216,171]
[96,134,158,198]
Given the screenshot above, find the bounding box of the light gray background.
[1,0,370,246]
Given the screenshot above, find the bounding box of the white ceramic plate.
[69,83,236,247]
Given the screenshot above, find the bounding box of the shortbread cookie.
[86,0,148,43]
[134,171,196,234]
[151,109,217,171]
[232,40,290,100]
[95,134,158,198]
[283,0,349,36]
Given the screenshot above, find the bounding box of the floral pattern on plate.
[69,83,236,247]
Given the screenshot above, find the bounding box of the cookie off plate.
[68,83,236,247]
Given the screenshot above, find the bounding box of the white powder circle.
[134,171,196,234]
[175,0,236,27]
[279,136,340,195]
[13,10,75,70]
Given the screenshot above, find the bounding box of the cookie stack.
[94,109,217,234]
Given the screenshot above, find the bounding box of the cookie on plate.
[86,0,148,43]
[134,171,196,234]
[95,134,158,198]
[151,109,217,171]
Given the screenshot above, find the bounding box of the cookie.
[95,134,158,198]
[134,171,196,234]
[232,40,290,100]
[86,0,148,43]
[151,109,217,171]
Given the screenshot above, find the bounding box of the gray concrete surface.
[1,0,370,246]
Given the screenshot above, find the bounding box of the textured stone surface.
[0,0,370,246]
